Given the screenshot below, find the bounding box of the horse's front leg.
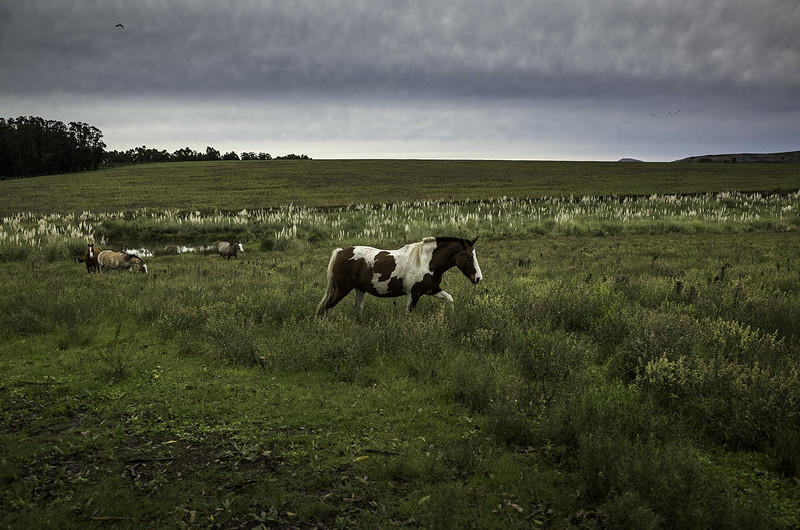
[406,292,424,312]
[432,289,454,307]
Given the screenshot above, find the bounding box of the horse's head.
[128,254,148,273]
[87,243,95,258]
[234,241,244,252]
[453,237,482,285]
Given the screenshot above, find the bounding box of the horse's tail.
[316,248,341,317]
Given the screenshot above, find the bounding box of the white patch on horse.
[470,249,483,284]
[433,290,454,305]
[350,237,436,295]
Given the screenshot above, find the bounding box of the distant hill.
[675,150,800,163]
[618,158,643,162]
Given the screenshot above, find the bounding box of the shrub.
[608,310,699,382]
[485,375,538,446]
[698,317,788,367]
[637,351,800,450]
[511,327,590,386]
[579,435,760,529]
[205,307,259,366]
[537,381,671,463]
[448,350,498,413]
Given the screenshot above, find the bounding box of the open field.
[2,161,800,528]
[2,159,800,215]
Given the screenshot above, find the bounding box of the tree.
[68,121,106,170]
[205,146,221,161]
[172,147,200,161]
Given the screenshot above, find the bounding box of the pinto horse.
[97,250,148,273]
[316,237,482,320]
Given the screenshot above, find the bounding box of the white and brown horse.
[97,250,148,273]
[317,237,482,319]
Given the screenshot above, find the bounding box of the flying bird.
[116,24,124,29]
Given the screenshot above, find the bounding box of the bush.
[205,309,259,366]
[538,382,666,457]
[637,352,800,450]
[449,350,497,413]
[511,327,590,386]
[608,310,699,382]
[698,317,788,367]
[579,435,761,529]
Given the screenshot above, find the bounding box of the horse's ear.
[470,237,479,246]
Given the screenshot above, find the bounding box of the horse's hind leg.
[354,289,365,321]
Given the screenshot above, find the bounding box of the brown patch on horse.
[372,250,406,295]
[338,247,355,262]
[372,251,396,282]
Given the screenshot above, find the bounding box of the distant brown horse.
[97,250,148,273]
[317,237,482,320]
[83,243,101,273]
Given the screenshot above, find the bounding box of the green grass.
[2,159,799,215]
[2,161,800,527]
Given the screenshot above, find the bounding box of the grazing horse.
[97,250,148,273]
[218,240,243,259]
[317,237,482,320]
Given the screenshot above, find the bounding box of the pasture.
[1,161,800,528]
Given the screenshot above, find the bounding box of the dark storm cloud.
[3,0,798,103]
[2,0,798,159]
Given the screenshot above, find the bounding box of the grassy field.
[1,161,800,528]
[2,159,800,215]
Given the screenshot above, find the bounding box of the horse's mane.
[430,237,474,250]
[403,237,430,266]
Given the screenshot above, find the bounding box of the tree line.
[104,146,309,164]
[0,116,106,178]
[1,115,310,179]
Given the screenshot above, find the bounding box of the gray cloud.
[1,0,798,160]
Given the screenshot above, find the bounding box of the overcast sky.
[2,0,798,161]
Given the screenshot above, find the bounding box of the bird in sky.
[116,23,124,29]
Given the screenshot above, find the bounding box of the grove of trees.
[0,116,106,178]
[104,147,310,164]
[1,115,310,179]
[103,146,278,164]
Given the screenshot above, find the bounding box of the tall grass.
[2,191,798,261]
